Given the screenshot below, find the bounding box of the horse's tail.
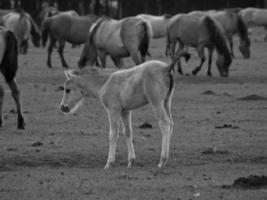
[236,14,250,44]
[138,20,151,58]
[203,16,231,59]
[41,17,51,47]
[168,50,191,73]
[1,30,18,83]
[78,18,105,68]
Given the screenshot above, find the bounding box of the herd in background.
[0,7,267,75]
[1,6,267,168]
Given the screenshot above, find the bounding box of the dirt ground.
[1,28,267,200]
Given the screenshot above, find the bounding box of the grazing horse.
[1,11,41,54]
[0,27,25,129]
[78,16,152,69]
[61,51,190,168]
[41,14,98,68]
[136,14,172,38]
[189,10,250,58]
[166,13,232,77]
[238,8,267,41]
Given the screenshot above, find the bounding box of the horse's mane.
[224,7,242,14]
[163,13,173,19]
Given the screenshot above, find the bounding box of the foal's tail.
[41,17,51,47]
[1,30,18,83]
[203,16,231,64]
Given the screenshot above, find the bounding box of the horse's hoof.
[17,122,25,130]
[192,70,198,76]
[207,72,213,77]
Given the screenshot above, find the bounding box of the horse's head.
[239,38,250,59]
[60,70,86,114]
[216,53,232,77]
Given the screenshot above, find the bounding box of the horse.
[41,14,98,68]
[0,11,41,54]
[78,16,152,69]
[189,10,250,58]
[61,51,190,169]
[0,27,25,129]
[136,13,172,38]
[166,13,232,77]
[238,8,267,41]
[35,6,59,28]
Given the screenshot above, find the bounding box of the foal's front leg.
[104,110,120,169]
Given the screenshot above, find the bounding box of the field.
[1,28,267,200]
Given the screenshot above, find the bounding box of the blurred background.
[1,0,267,19]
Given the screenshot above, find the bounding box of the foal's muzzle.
[60,105,70,113]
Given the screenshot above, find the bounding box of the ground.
[0,28,267,200]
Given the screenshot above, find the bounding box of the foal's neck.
[80,68,117,99]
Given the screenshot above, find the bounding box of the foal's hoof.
[127,158,135,168]
[104,162,115,170]
[158,157,168,168]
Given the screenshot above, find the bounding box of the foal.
[60,51,190,169]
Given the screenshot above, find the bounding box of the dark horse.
[41,13,98,68]
[0,27,25,129]
[166,13,232,77]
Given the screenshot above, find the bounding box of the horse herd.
[0,7,267,168]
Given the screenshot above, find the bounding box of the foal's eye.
[65,89,71,94]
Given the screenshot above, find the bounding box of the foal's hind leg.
[0,85,4,127]
[192,45,206,75]
[58,41,69,68]
[152,102,172,168]
[47,38,56,68]
[7,79,25,129]
[121,110,136,168]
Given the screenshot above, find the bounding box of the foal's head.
[60,70,86,114]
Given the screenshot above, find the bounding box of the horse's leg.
[47,38,56,68]
[121,110,135,168]
[192,45,206,76]
[98,51,107,68]
[207,46,214,76]
[111,57,124,68]
[151,102,172,168]
[7,79,25,129]
[0,85,4,128]
[58,41,69,68]
[130,50,142,66]
[228,35,235,58]
[104,109,120,169]
[176,42,185,75]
